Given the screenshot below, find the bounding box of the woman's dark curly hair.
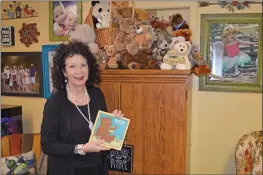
[52,41,100,90]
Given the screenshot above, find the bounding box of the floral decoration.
[2,1,38,20]
[218,1,251,12]
[18,23,40,47]
[198,1,261,12]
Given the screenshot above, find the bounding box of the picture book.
[89,110,130,151]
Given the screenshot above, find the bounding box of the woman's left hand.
[112,109,124,118]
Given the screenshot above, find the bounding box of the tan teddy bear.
[93,49,108,70]
[134,23,152,50]
[114,18,140,55]
[104,45,121,69]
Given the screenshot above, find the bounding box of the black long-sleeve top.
[41,85,109,175]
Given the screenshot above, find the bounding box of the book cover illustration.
[89,110,130,150]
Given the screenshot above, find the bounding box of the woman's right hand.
[82,140,110,153]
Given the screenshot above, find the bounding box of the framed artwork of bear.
[199,13,262,93]
[49,1,82,41]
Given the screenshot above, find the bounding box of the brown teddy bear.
[150,19,170,31]
[114,18,141,55]
[135,9,149,22]
[120,50,142,69]
[170,13,189,31]
[119,18,136,33]
[112,1,129,8]
[117,7,133,18]
[189,44,211,76]
[120,48,159,69]
[172,29,192,42]
[104,45,121,69]
[140,48,159,69]
[95,117,117,143]
[112,7,133,27]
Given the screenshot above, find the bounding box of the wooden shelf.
[101,70,190,83]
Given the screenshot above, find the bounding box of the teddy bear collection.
[69,1,211,76]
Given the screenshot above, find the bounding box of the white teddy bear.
[160,37,192,70]
[96,10,110,29]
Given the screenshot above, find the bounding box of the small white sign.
[1,26,15,46]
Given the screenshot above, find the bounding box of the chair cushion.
[1,150,37,175]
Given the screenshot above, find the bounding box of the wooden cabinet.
[100,70,190,175]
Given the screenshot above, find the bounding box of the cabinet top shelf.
[101,70,190,75]
[100,70,190,83]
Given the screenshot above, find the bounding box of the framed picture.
[49,1,82,41]
[1,52,43,97]
[199,13,262,93]
[42,44,59,98]
[89,110,130,151]
[1,26,15,46]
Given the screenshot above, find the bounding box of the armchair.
[235,131,262,175]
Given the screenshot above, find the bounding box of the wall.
[1,1,262,174]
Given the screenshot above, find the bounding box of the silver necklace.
[66,86,93,131]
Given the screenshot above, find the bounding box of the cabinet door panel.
[100,83,120,113]
[120,83,186,174]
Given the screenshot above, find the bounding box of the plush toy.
[117,7,133,18]
[172,29,192,42]
[125,40,141,56]
[112,7,133,26]
[91,1,110,29]
[139,48,159,69]
[119,18,136,33]
[150,19,170,31]
[169,36,186,50]
[170,13,189,31]
[120,49,159,69]
[104,45,121,69]
[134,23,152,50]
[93,49,108,70]
[96,10,110,28]
[112,1,129,8]
[152,40,170,60]
[161,39,192,70]
[135,9,149,22]
[147,10,158,22]
[120,50,142,69]
[69,24,99,54]
[114,18,140,55]
[189,44,211,76]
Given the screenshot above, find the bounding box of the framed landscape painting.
[1,52,43,97]
[199,13,262,93]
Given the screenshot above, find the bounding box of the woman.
[41,41,124,175]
